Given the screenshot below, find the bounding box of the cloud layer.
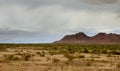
[0,0,120,43]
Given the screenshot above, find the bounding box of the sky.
[0,0,120,43]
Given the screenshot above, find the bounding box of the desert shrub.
[92,49,100,54]
[22,53,31,61]
[83,49,89,53]
[46,56,51,61]
[116,63,120,68]
[36,51,45,57]
[0,46,6,51]
[86,61,92,66]
[112,50,120,55]
[64,54,75,61]
[11,56,20,61]
[9,56,21,61]
[36,51,41,54]
[52,58,60,63]
[79,55,85,58]
[102,50,107,54]
[16,52,24,56]
[0,57,9,63]
[49,52,54,55]
[90,58,94,61]
[67,48,75,53]
[3,55,21,61]
[40,53,45,57]
[107,53,112,57]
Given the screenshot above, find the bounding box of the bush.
[36,52,45,57]
[52,58,60,63]
[0,58,9,63]
[86,61,92,66]
[116,63,120,68]
[107,53,112,57]
[22,53,31,61]
[10,56,20,61]
[79,55,85,58]
[0,46,6,51]
[64,54,75,61]
[4,55,21,61]
[83,49,89,53]
[46,56,51,61]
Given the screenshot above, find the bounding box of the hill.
[54,32,120,44]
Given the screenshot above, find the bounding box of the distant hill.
[54,32,120,44]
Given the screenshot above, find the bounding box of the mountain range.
[54,32,120,44]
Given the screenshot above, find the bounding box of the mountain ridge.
[54,32,120,44]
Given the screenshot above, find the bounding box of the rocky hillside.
[54,32,120,44]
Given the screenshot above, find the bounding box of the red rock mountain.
[54,32,120,44]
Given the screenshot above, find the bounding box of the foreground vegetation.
[0,43,120,71]
[0,43,120,55]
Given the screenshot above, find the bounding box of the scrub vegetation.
[0,44,120,71]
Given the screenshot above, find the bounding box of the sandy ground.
[0,48,119,71]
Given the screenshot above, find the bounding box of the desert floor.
[0,44,120,71]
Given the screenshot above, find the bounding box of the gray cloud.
[0,0,120,11]
[81,0,118,4]
[0,0,120,43]
[0,29,62,43]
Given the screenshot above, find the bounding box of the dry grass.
[0,44,120,71]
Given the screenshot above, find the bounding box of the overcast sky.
[0,0,120,43]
